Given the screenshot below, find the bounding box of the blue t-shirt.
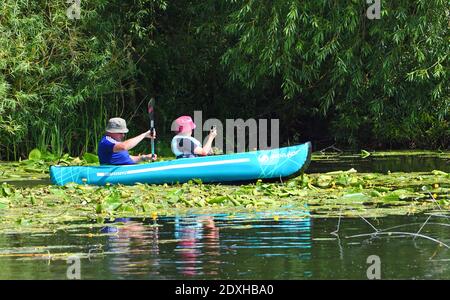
[98,136,135,165]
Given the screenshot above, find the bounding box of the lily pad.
[1,183,14,197]
[207,196,228,204]
[431,170,448,176]
[316,175,333,188]
[28,149,42,161]
[0,198,9,209]
[82,153,99,164]
[383,189,417,201]
[342,193,371,202]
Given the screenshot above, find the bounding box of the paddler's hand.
[140,154,157,162]
[144,130,156,139]
[209,127,217,139]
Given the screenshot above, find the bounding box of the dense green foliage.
[0,0,167,159]
[0,0,448,160]
[223,0,449,148]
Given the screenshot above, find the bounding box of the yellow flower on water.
[151,212,158,220]
[274,216,279,221]
[433,183,439,189]
[433,194,438,199]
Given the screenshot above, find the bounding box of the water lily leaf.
[96,203,103,214]
[316,175,333,188]
[195,199,206,207]
[24,167,43,173]
[104,191,122,211]
[192,178,203,184]
[29,195,36,205]
[207,196,228,204]
[342,193,371,202]
[363,174,377,180]
[348,176,362,186]
[326,170,344,175]
[49,187,66,196]
[335,174,351,186]
[106,202,122,211]
[370,190,383,197]
[28,149,42,161]
[118,204,135,213]
[6,174,21,178]
[1,183,14,197]
[383,193,400,201]
[374,186,390,192]
[229,198,241,206]
[141,203,156,212]
[431,170,448,176]
[383,189,416,201]
[16,218,31,226]
[41,151,58,162]
[82,153,99,164]
[299,174,309,186]
[120,191,131,198]
[0,198,9,209]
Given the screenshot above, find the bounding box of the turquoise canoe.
[50,142,311,186]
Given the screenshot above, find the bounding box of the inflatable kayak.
[50,142,311,186]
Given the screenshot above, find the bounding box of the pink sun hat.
[174,116,196,133]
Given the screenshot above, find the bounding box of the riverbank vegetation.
[1,0,448,160]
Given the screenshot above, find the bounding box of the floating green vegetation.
[0,151,83,182]
[0,150,449,233]
[0,167,449,234]
[313,150,450,161]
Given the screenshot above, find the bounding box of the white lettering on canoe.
[258,149,301,165]
[96,158,251,177]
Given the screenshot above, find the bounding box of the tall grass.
[0,0,166,160]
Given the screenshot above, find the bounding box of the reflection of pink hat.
[175,116,196,133]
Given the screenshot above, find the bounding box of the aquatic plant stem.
[413,215,432,240]
[346,232,450,249]
[355,210,379,232]
[331,208,342,236]
[380,222,450,232]
[428,191,443,211]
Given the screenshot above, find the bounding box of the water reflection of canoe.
[50,142,311,186]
